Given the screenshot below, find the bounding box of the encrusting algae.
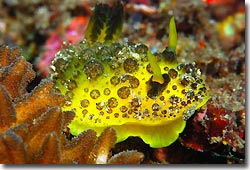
[49,3,210,148]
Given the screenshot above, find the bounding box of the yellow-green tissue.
[49,4,209,148]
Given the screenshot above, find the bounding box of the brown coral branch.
[0,130,27,164]
[61,129,97,164]
[24,107,63,158]
[33,132,61,164]
[0,45,21,68]
[0,56,35,99]
[0,84,16,130]
[15,80,65,124]
[88,128,117,164]
[108,150,144,164]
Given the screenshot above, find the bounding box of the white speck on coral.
[96,152,108,164]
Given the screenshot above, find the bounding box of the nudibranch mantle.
[50,40,209,148]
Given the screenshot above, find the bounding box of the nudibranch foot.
[69,115,186,148]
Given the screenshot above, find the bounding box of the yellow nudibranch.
[50,18,209,148]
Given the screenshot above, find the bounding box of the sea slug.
[49,16,210,148]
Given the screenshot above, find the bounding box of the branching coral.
[0,45,144,164]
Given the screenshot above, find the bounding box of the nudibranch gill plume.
[49,17,210,148]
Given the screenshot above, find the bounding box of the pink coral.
[37,16,89,76]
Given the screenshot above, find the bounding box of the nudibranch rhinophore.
[49,17,210,148]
